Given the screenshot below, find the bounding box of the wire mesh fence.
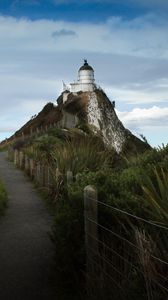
[84,190,168,300]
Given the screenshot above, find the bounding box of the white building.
[69,60,96,93]
[62,60,98,103]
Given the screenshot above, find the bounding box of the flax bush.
[50,135,110,175]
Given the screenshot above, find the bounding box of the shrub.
[141,168,168,223]
[50,135,110,175]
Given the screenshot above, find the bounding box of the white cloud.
[117,106,168,126]
[117,106,168,146]
[105,78,168,104]
[0,14,168,57]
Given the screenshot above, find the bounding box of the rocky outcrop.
[3,89,150,154]
[59,89,150,153]
[87,91,126,153]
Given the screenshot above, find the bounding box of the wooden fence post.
[22,132,24,141]
[84,185,98,271]
[14,149,18,165]
[67,170,73,185]
[35,162,40,184]
[19,151,24,168]
[25,155,29,173]
[29,159,34,178]
[38,164,42,186]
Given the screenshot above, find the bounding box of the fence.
[8,149,73,189]
[2,122,61,149]
[84,186,168,300]
[8,149,168,299]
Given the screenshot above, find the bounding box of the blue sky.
[0,0,147,21]
[0,0,168,147]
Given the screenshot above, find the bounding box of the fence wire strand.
[87,255,125,293]
[87,232,168,285]
[87,196,168,231]
[88,244,168,294]
[87,217,168,266]
[88,245,130,280]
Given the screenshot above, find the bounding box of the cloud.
[0,14,168,59]
[105,78,168,105]
[117,106,168,146]
[117,106,168,128]
[52,29,77,38]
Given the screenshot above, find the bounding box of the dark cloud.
[52,29,77,38]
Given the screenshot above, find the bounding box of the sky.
[0,0,168,147]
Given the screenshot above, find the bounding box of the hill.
[3,89,150,155]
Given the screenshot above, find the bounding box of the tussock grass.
[50,135,109,175]
[142,168,168,223]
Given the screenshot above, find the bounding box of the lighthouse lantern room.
[70,60,96,93]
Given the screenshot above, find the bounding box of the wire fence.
[7,150,168,300]
[84,188,168,300]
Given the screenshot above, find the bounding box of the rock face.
[87,91,126,153]
[59,89,149,153]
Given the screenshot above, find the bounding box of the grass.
[50,135,109,175]
[0,179,7,215]
[10,132,168,299]
[142,168,168,223]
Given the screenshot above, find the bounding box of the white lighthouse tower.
[70,59,96,93]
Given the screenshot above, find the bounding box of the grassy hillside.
[1,90,150,156]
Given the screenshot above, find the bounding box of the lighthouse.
[70,60,96,93]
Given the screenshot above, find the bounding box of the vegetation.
[0,179,7,215]
[10,128,168,300]
[51,142,168,300]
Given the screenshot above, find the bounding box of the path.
[0,152,58,300]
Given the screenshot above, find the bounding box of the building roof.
[79,59,94,71]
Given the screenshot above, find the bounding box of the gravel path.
[0,152,57,300]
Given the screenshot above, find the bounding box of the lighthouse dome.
[79,60,94,71]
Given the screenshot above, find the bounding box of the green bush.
[75,121,92,134]
[127,145,168,173]
[50,135,110,175]
[51,189,85,299]
[51,144,168,298]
